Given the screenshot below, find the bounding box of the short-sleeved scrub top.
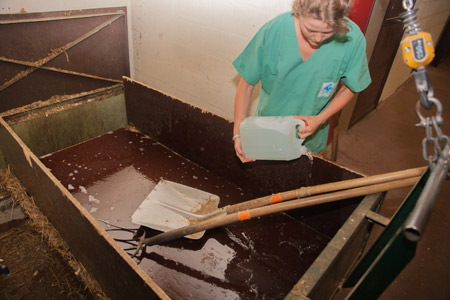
[233,12,371,153]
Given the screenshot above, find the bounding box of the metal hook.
[402,0,414,10]
[413,67,434,110]
[415,98,443,127]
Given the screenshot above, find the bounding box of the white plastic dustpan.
[131,180,223,239]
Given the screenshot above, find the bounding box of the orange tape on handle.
[270,193,282,204]
[238,210,251,220]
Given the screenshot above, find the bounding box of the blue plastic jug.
[239,116,308,161]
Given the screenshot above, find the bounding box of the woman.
[232,0,371,163]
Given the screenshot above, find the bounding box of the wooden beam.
[0,11,125,25]
[365,210,390,227]
[0,56,122,84]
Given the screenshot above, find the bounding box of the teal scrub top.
[233,12,371,153]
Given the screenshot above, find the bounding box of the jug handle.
[294,119,306,140]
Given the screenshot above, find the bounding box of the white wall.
[130,0,293,120]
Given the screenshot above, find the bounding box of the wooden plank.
[9,89,127,157]
[123,77,361,193]
[2,85,123,122]
[0,7,130,112]
[0,11,125,25]
[0,13,124,92]
[349,0,406,127]
[285,193,384,299]
[365,210,390,227]
[0,117,168,300]
[0,56,122,84]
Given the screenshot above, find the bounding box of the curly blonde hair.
[292,0,353,34]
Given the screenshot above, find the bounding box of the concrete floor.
[334,55,450,299]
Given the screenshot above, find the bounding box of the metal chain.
[416,98,449,169]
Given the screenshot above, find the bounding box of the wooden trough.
[0,78,385,299]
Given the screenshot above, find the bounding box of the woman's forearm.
[317,85,355,124]
[234,77,255,135]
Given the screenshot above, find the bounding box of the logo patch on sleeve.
[318,82,336,97]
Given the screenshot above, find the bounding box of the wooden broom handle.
[226,166,427,213]
[138,175,421,247]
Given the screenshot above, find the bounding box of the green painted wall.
[0,93,127,169]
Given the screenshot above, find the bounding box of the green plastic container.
[240,116,307,161]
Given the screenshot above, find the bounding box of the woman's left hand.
[294,115,323,139]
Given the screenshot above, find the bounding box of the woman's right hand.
[234,136,255,163]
